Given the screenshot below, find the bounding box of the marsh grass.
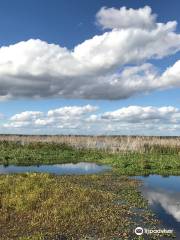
[0,135,180,153]
[0,142,104,166]
[0,139,179,175]
[0,173,164,240]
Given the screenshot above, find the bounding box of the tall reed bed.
[0,135,179,154]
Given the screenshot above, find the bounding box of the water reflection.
[0,162,111,175]
[144,189,180,222]
[136,175,180,238]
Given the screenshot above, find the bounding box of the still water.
[0,162,111,175]
[136,175,180,239]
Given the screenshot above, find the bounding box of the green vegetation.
[0,172,167,240]
[0,138,179,239]
[0,141,104,165]
[103,150,180,176]
[0,141,179,175]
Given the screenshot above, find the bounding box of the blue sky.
[0,0,180,135]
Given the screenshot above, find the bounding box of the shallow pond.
[136,175,180,239]
[0,162,111,175]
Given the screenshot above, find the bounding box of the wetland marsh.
[0,135,180,239]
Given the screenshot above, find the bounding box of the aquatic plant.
[0,173,165,240]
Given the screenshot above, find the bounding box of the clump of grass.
[102,151,180,175]
[0,173,164,240]
[0,141,105,166]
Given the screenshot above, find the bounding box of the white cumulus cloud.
[96,6,157,30]
[2,105,180,135]
[101,106,179,123]
[0,6,180,100]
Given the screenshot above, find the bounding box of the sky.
[0,0,180,135]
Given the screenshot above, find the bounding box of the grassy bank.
[0,172,167,240]
[0,141,179,175]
